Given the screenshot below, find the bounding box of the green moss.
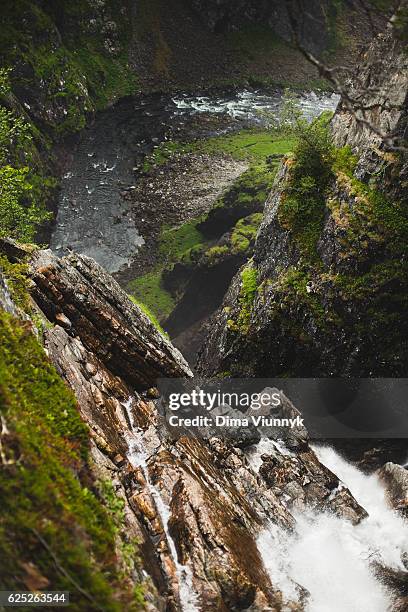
[332,145,358,176]
[129,294,169,337]
[158,219,206,262]
[127,270,175,322]
[329,148,408,261]
[0,311,144,608]
[230,213,263,254]
[229,264,258,333]
[203,245,230,265]
[0,254,31,312]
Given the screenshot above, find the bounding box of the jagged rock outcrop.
[332,30,408,156]
[29,250,191,389]
[259,445,367,524]
[1,0,134,135]
[378,462,408,516]
[1,243,369,610]
[197,29,408,379]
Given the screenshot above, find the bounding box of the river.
[51,89,339,273]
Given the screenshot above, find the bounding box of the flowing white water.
[255,442,408,612]
[246,438,294,472]
[172,90,340,124]
[122,399,200,612]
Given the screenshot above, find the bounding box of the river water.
[255,443,408,612]
[51,90,339,273]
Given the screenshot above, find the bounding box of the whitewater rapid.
[256,443,408,612]
[172,90,340,124]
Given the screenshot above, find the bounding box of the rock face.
[1,244,369,610]
[378,462,408,515]
[30,250,191,389]
[190,0,338,54]
[197,30,408,379]
[0,275,18,317]
[332,30,408,155]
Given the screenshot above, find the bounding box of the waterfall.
[122,399,200,612]
[254,442,408,612]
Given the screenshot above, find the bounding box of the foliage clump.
[278,110,335,260]
[0,69,51,242]
[228,265,258,334]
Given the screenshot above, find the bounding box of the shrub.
[0,70,51,241]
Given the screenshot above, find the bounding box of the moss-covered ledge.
[0,309,145,609]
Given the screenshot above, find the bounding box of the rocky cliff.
[197,29,408,378]
[0,240,370,610]
[190,0,339,54]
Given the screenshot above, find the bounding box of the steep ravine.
[1,3,408,611]
[51,90,338,272]
[1,241,407,610]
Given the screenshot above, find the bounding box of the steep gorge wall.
[0,0,136,137]
[197,30,408,378]
[190,0,339,54]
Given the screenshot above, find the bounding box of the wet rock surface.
[2,240,407,609]
[378,463,408,516]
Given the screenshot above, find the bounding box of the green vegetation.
[159,218,207,262]
[0,254,31,311]
[143,129,297,171]
[238,103,408,372]
[202,162,275,229]
[278,112,335,260]
[228,264,258,333]
[127,270,175,322]
[127,164,274,323]
[0,69,51,241]
[0,311,144,609]
[127,217,209,321]
[131,124,294,324]
[0,0,137,135]
[129,294,169,337]
[230,213,263,254]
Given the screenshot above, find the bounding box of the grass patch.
[127,219,209,322]
[158,218,207,262]
[129,294,169,337]
[143,128,297,171]
[199,130,297,162]
[127,270,175,322]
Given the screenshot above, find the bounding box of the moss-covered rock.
[0,0,137,136]
[0,309,144,609]
[197,33,408,377]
